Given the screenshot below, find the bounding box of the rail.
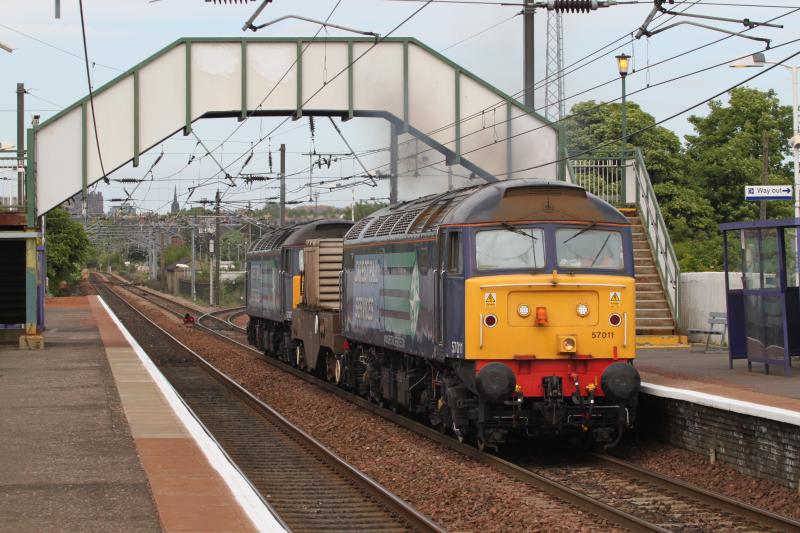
[97,279,441,533]
[114,284,663,531]
[112,281,800,532]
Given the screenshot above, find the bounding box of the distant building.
[109,204,136,217]
[171,186,180,215]
[63,191,104,216]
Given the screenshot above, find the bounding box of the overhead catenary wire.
[0,22,123,72]
[107,0,659,210]
[354,5,800,180]
[327,117,377,186]
[333,31,800,185]
[111,0,792,212]
[78,0,110,187]
[514,46,800,173]
[136,1,349,212]
[211,0,435,202]
[210,0,345,155]
[406,0,702,143]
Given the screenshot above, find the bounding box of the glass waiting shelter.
[721,219,800,377]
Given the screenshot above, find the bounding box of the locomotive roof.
[343,179,628,242]
[248,219,353,254]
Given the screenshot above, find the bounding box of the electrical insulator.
[546,0,604,12]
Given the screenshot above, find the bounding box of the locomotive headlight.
[576,303,590,317]
[559,335,577,353]
[517,304,530,317]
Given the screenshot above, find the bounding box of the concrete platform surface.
[0,296,277,532]
[0,296,162,533]
[636,347,800,412]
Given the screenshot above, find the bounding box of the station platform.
[0,295,281,532]
[636,346,800,421]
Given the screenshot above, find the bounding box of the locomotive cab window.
[447,232,462,274]
[556,227,624,270]
[476,226,545,270]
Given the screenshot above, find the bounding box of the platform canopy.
[32,37,561,216]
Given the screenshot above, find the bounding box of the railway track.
[95,279,441,533]
[519,453,799,533]
[101,279,800,533]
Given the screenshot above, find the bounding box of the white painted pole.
[792,67,800,287]
[191,216,197,302]
[792,66,799,220]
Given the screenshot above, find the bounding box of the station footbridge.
[4,36,562,342]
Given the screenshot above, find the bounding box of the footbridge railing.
[566,148,681,330]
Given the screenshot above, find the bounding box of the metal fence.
[0,156,24,212]
[567,158,622,204]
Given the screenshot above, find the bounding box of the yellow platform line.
[636,335,690,348]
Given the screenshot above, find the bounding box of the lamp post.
[730,52,800,220]
[616,53,630,204]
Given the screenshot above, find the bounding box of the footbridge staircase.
[567,149,682,342]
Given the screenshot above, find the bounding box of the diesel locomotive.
[246,180,641,448]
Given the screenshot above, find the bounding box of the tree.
[220,229,245,265]
[162,243,190,266]
[685,87,793,222]
[652,181,717,242]
[349,201,387,221]
[45,207,91,293]
[562,100,685,184]
[563,89,794,272]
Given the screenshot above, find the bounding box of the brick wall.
[639,394,799,490]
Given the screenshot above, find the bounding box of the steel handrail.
[633,147,681,329]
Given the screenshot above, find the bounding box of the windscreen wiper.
[562,222,596,245]
[500,222,537,240]
[500,222,538,269]
[590,233,613,267]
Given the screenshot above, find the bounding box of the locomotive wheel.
[431,402,452,435]
[295,345,304,370]
[334,357,343,385]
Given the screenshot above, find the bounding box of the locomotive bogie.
[291,307,345,373]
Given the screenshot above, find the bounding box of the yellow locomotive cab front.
[465,272,636,361]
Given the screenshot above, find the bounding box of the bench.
[688,312,727,353]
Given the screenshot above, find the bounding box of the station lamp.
[729,52,766,68]
[615,53,630,202]
[615,53,631,77]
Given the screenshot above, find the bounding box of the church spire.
[170,186,180,214]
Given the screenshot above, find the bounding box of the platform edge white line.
[641,381,800,426]
[96,295,286,533]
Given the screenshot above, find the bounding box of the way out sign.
[744,185,793,201]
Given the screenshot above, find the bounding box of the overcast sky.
[1,0,797,213]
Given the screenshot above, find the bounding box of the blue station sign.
[744,185,794,201]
